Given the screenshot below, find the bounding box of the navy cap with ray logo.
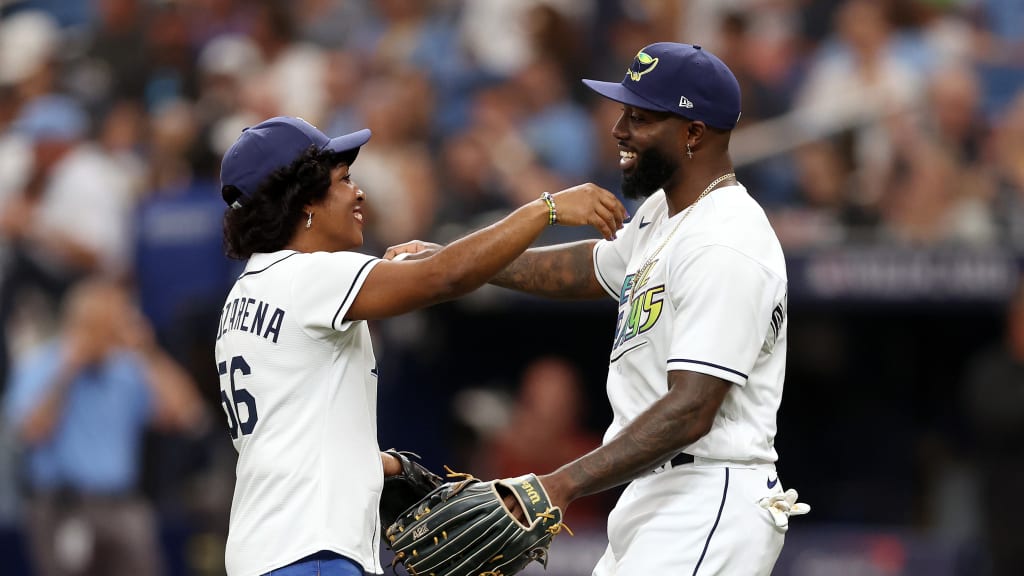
[583,42,742,130]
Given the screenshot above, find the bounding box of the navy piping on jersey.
[609,340,648,364]
[592,243,621,299]
[239,251,300,278]
[371,507,380,573]
[331,259,377,329]
[668,359,747,379]
[692,468,729,576]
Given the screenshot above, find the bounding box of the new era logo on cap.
[582,42,742,130]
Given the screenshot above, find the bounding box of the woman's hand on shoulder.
[549,183,627,241]
[383,240,443,261]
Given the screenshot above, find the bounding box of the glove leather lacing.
[388,467,572,576]
[537,510,573,536]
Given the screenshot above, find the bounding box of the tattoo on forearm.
[564,380,717,498]
[492,241,598,298]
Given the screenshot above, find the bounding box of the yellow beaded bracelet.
[540,192,557,225]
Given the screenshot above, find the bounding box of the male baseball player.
[391,42,807,574]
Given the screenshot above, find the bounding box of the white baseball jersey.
[214,249,384,576]
[593,185,787,462]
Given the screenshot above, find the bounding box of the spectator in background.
[716,11,793,125]
[795,0,923,210]
[354,0,440,73]
[0,10,61,106]
[195,33,263,123]
[199,0,331,163]
[185,0,255,50]
[523,3,587,83]
[454,82,597,247]
[963,276,1024,576]
[293,0,370,49]
[143,1,199,109]
[134,99,237,376]
[464,85,564,208]
[971,0,1024,67]
[481,357,607,527]
[921,65,988,165]
[673,0,775,59]
[992,93,1024,247]
[716,10,801,207]
[0,9,62,253]
[132,101,235,526]
[136,100,232,339]
[75,0,150,109]
[880,126,995,246]
[900,0,974,70]
[513,57,596,182]
[321,49,366,138]
[351,0,487,138]
[350,72,439,252]
[0,96,137,391]
[786,138,859,244]
[855,62,992,249]
[193,33,264,160]
[2,277,205,576]
[246,0,328,124]
[2,0,93,28]
[432,130,516,241]
[457,0,590,78]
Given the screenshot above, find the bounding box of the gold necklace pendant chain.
[628,172,735,304]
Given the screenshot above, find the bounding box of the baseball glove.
[380,450,444,530]
[385,472,568,576]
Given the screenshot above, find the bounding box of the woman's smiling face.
[311,163,367,251]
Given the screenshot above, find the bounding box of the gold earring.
[686,143,694,159]
[306,212,313,229]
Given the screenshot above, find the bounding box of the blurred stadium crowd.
[1,0,1023,575]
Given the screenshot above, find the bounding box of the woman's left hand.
[381,451,402,476]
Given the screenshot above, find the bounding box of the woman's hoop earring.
[306,212,313,229]
[686,143,694,159]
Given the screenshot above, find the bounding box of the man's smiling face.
[612,105,686,200]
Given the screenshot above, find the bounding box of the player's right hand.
[549,183,627,241]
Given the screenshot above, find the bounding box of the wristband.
[540,192,557,225]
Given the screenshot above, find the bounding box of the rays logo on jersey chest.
[612,271,665,351]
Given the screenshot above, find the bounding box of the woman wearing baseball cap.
[214,116,625,576]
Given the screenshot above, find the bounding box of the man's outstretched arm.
[490,240,607,299]
[539,370,732,509]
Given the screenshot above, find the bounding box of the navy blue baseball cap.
[583,42,741,130]
[220,116,371,206]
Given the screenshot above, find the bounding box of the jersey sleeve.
[665,245,786,385]
[592,237,628,299]
[289,251,381,334]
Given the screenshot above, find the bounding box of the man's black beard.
[621,147,679,200]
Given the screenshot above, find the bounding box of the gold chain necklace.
[628,172,735,304]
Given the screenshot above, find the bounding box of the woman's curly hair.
[222,146,347,259]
